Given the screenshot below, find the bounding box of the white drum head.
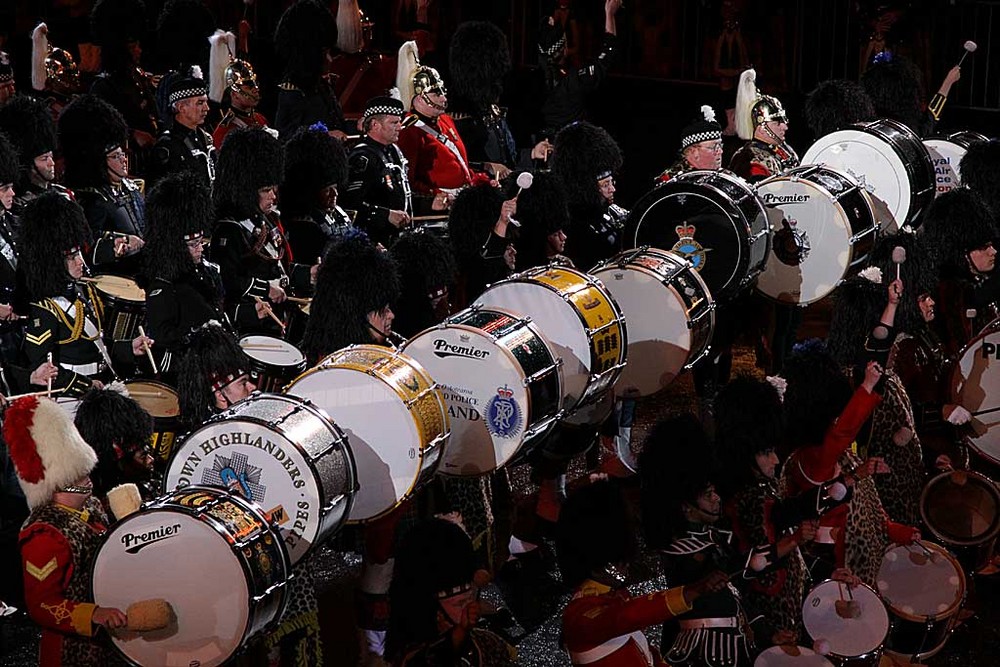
[93,510,251,667]
[923,139,967,197]
[754,646,833,666]
[803,130,911,229]
[755,177,853,304]
[593,261,692,396]
[877,541,965,620]
[403,326,530,475]
[286,368,421,521]
[952,328,1000,464]
[165,420,323,564]
[477,282,591,407]
[239,335,305,367]
[802,580,888,658]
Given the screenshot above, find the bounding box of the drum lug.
[849,224,879,245]
[588,320,619,336]
[688,301,716,325]
[522,363,560,387]
[684,343,713,370]
[524,411,563,439]
[748,228,769,245]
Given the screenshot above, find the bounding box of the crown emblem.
[675,224,696,240]
[496,385,514,399]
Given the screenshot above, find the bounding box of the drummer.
[0,132,24,368]
[211,127,317,337]
[730,68,799,181]
[142,172,228,378]
[6,395,128,665]
[657,104,725,183]
[20,193,153,397]
[57,95,145,277]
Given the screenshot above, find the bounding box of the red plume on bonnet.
[4,396,98,509]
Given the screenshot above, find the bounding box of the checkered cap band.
[363,97,405,120]
[681,129,723,149]
[169,82,208,105]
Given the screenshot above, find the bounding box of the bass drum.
[285,345,448,521]
[923,130,990,196]
[755,165,879,305]
[476,265,626,414]
[628,170,769,302]
[949,322,1000,478]
[591,247,715,397]
[802,118,935,228]
[165,393,356,565]
[92,486,290,667]
[402,308,564,475]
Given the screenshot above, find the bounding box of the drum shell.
[92,486,290,667]
[94,274,146,342]
[165,393,357,564]
[628,170,770,301]
[920,469,1000,572]
[592,247,715,397]
[125,380,181,465]
[239,335,308,393]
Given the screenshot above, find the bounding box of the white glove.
[946,405,972,425]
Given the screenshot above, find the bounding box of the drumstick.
[253,296,286,333]
[958,40,978,68]
[46,352,52,395]
[971,405,1000,417]
[411,215,450,222]
[138,326,159,375]
[284,296,312,305]
[5,386,67,401]
[240,343,288,351]
[127,390,166,398]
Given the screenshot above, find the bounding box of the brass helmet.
[225,57,260,102]
[396,41,445,110]
[736,68,788,141]
[31,23,83,98]
[751,93,788,128]
[413,64,446,98]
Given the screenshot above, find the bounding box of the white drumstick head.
[965,40,978,53]
[516,172,534,190]
[813,639,832,656]
[829,481,847,501]
[892,246,906,264]
[749,553,769,572]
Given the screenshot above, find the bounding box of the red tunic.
[213,109,270,148]
[562,579,691,666]
[397,113,490,195]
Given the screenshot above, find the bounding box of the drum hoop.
[285,361,441,524]
[919,470,1000,546]
[879,541,966,622]
[92,485,290,661]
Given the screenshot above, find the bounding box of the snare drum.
[877,541,966,660]
[285,345,448,521]
[755,165,879,305]
[165,393,356,564]
[591,247,715,397]
[402,308,563,475]
[921,469,1000,571]
[239,335,308,392]
[950,324,1000,477]
[125,380,180,464]
[923,131,990,196]
[93,274,146,342]
[802,118,935,228]
[754,645,833,666]
[628,170,770,301]
[476,265,626,412]
[802,580,888,666]
[92,486,290,667]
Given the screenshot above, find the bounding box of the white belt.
[815,527,836,544]
[678,617,738,629]
[62,361,102,375]
[569,631,652,665]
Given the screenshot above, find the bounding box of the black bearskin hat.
[960,139,1000,220]
[0,95,57,174]
[804,79,877,140]
[827,275,885,367]
[920,187,998,278]
[551,121,622,210]
[448,183,506,262]
[866,231,937,334]
[638,413,716,550]
[176,322,250,430]
[781,345,853,448]
[505,171,570,269]
[274,0,337,90]
[74,385,154,496]
[58,94,128,190]
[714,375,785,496]
[449,21,511,112]
[213,127,284,221]
[280,126,348,219]
[556,479,637,589]
[301,233,401,363]
[155,0,216,72]
[143,172,213,282]
[19,193,91,299]
[860,56,925,135]
[90,0,147,71]
[389,231,457,337]
[386,518,479,660]
[0,131,18,187]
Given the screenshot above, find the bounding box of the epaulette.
[401,113,420,129]
[278,82,301,93]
